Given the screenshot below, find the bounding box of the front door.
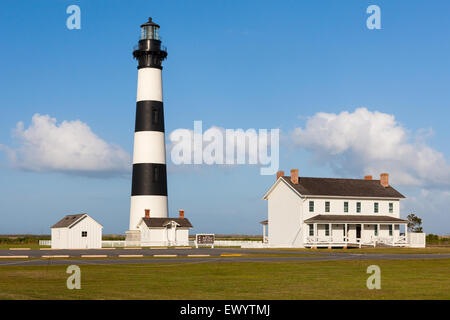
[356,225,361,239]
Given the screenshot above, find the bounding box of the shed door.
[81,230,88,248]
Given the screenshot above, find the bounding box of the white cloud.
[403,188,450,234]
[291,108,450,188]
[1,114,131,177]
[168,122,279,175]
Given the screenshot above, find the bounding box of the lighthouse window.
[152,108,159,124]
[141,26,159,40]
[153,167,160,182]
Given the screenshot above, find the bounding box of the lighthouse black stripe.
[131,163,167,196]
[135,100,165,132]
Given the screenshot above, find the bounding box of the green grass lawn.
[0,244,50,250]
[260,247,450,254]
[0,258,448,300]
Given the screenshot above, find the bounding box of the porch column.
[405,223,408,246]
[359,224,363,248]
[313,223,317,248]
[328,223,332,242]
[392,223,395,245]
[263,224,266,243]
[314,223,317,240]
[344,223,347,243]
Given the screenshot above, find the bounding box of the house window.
[309,224,314,236]
[325,224,330,236]
[325,201,330,213]
[344,202,348,213]
[81,231,87,237]
[356,202,361,213]
[374,202,379,213]
[374,225,378,236]
[389,203,393,213]
[309,201,314,212]
[389,225,393,236]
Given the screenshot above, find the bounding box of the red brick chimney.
[144,209,150,218]
[380,173,389,187]
[290,169,299,184]
[179,209,185,219]
[364,175,373,180]
[276,170,284,180]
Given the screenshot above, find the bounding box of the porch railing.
[306,235,407,247]
[369,235,408,247]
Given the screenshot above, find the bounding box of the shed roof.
[51,214,86,228]
[141,217,193,228]
[51,213,103,229]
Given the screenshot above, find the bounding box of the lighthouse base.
[125,230,141,247]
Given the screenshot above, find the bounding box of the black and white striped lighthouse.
[128,17,168,231]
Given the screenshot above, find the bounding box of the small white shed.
[137,216,193,247]
[51,213,103,249]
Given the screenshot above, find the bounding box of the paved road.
[1,248,449,266]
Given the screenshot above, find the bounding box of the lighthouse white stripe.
[132,131,166,164]
[136,68,163,102]
[129,195,168,230]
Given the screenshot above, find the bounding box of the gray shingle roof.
[304,214,408,223]
[51,214,86,228]
[282,177,405,198]
[141,217,193,228]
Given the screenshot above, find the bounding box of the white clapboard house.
[135,209,193,247]
[51,213,103,249]
[262,169,413,248]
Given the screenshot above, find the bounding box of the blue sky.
[0,0,449,235]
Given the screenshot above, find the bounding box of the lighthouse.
[127,17,168,242]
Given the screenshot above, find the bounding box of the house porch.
[303,215,409,248]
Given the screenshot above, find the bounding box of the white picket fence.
[102,240,126,247]
[213,240,267,248]
[408,232,426,248]
[101,240,266,248]
[39,240,51,246]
